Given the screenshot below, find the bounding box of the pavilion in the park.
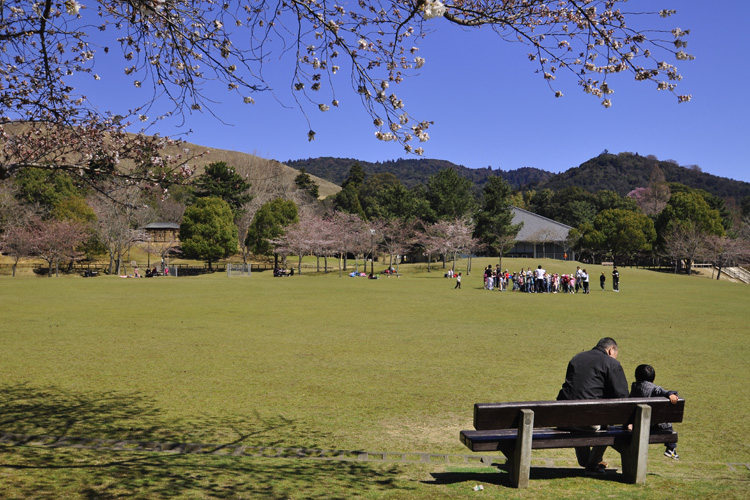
[507,207,575,261]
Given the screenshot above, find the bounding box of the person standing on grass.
[612,266,620,292]
[535,265,546,293]
[454,272,462,289]
[557,337,629,475]
[600,272,606,291]
[581,269,590,294]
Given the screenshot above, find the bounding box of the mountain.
[285,153,750,200]
[537,152,750,199]
[284,157,554,190]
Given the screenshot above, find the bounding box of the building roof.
[142,222,180,230]
[512,206,572,242]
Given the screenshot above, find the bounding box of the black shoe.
[584,462,607,475]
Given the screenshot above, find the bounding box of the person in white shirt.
[535,265,546,293]
[581,269,590,294]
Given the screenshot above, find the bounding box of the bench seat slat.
[460,427,678,453]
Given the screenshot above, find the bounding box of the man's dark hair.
[596,337,618,350]
[635,364,656,383]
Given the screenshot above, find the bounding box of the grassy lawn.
[1,258,748,499]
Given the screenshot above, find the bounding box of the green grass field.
[1,259,748,499]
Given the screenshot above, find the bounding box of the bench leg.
[620,404,651,484]
[510,409,534,488]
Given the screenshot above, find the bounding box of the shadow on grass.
[426,465,631,488]
[0,383,408,499]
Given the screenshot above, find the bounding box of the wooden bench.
[460,397,684,488]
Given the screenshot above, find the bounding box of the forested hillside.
[539,152,750,199]
[285,153,750,200]
[284,157,553,190]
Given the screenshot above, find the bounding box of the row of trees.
[0,154,306,274]
[563,165,750,273]
[3,157,749,278]
[174,164,521,273]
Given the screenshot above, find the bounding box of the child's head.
[635,364,656,383]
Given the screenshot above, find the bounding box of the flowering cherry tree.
[329,211,372,274]
[31,219,88,276]
[373,218,417,272]
[0,223,37,276]
[273,213,320,274]
[1,0,692,176]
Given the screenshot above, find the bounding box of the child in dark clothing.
[630,364,680,459]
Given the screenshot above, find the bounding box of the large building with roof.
[507,207,575,260]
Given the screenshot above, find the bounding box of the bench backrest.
[474,398,685,430]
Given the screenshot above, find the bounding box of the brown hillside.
[0,122,340,199]
[177,142,341,199]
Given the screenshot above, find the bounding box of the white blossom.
[243,96,255,104]
[65,0,81,15]
[421,0,446,20]
[414,57,425,69]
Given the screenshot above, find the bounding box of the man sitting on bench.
[557,337,629,475]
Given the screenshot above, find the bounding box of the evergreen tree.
[246,198,299,268]
[474,176,523,262]
[194,162,252,217]
[294,167,319,199]
[427,168,476,220]
[179,197,238,269]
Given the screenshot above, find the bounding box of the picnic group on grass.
[452,264,622,293]
[558,337,680,475]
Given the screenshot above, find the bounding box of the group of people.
[558,338,680,475]
[131,266,168,278]
[472,265,621,293]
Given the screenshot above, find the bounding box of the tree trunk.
[298,254,303,274]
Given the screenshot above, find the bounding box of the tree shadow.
[0,383,409,499]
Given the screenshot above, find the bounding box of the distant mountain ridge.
[285,153,750,200]
[284,157,554,190]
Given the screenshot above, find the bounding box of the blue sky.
[78,0,750,184]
